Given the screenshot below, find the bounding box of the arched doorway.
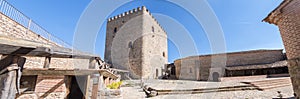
[212,72,219,82]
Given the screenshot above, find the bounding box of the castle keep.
[105,6,168,79]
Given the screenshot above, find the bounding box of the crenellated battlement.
[108,6,146,22]
[105,6,168,79]
[107,6,166,33]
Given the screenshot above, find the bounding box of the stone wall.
[16,76,66,99]
[0,12,92,99]
[276,0,300,60]
[0,12,90,70]
[105,8,144,79]
[0,13,57,46]
[174,49,285,81]
[264,0,300,98]
[105,6,168,79]
[142,8,168,79]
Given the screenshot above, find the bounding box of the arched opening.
[212,72,219,82]
[114,27,117,33]
[152,26,154,33]
[156,69,159,78]
[171,66,176,75]
[128,41,133,48]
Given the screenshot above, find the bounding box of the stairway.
[155,85,258,95]
[242,77,291,91]
[142,78,292,96]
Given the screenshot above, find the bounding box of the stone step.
[154,84,259,96]
[250,78,290,84]
[246,78,291,90]
[258,83,292,90]
[252,81,291,87]
[253,80,290,85]
[157,86,258,95]
[156,85,253,92]
[243,78,290,85]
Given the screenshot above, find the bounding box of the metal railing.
[0,0,72,48]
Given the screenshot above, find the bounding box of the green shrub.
[107,81,123,89]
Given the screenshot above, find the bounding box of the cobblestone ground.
[112,77,294,99]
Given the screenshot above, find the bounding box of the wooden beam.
[64,76,72,98]
[22,68,99,75]
[22,68,118,79]
[0,35,100,59]
[85,75,91,99]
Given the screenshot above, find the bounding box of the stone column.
[97,75,105,99]
[288,58,300,98]
[0,56,25,99]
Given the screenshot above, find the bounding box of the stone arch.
[152,26,154,32]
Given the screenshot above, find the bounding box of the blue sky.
[6,0,283,63]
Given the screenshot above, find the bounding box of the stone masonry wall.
[276,0,300,60]
[0,12,90,70]
[16,76,66,99]
[105,8,144,79]
[269,0,300,97]
[142,8,168,79]
[105,6,168,79]
[174,50,285,81]
[0,12,91,99]
[0,13,57,46]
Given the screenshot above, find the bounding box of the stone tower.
[104,6,168,79]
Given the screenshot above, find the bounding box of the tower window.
[114,27,117,33]
[190,68,192,73]
[162,52,165,57]
[128,41,133,48]
[152,26,154,33]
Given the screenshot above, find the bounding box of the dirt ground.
[106,77,295,99]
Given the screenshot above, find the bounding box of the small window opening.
[152,26,155,33]
[156,69,159,78]
[20,75,38,93]
[162,52,165,57]
[190,68,192,73]
[114,27,117,33]
[128,42,133,48]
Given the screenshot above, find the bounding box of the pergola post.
[0,56,26,99]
